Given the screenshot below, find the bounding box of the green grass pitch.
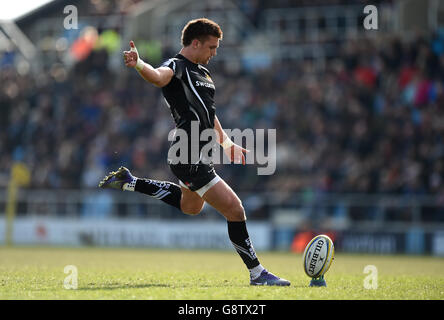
[0,246,443,300]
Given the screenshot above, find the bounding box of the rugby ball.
[302,234,334,278]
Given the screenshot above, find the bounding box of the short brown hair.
[181,18,223,46]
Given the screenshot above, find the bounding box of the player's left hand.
[224,144,250,165]
[123,41,139,68]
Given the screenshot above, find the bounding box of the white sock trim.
[249,264,265,280]
[123,177,137,191]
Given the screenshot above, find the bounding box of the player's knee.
[228,199,246,221]
[182,209,202,215]
[181,203,203,215]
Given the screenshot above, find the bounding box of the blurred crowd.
[1,30,444,203]
[270,32,444,196]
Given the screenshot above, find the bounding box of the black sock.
[135,179,182,211]
[227,220,260,269]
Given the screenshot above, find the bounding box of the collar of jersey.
[176,53,199,66]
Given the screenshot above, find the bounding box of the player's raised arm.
[123,41,173,87]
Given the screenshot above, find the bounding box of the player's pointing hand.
[123,41,139,68]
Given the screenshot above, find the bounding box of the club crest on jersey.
[185,181,193,188]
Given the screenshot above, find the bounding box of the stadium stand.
[1,0,444,235]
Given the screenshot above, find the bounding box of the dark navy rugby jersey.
[161,53,217,163]
[161,53,216,132]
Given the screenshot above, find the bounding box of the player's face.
[198,36,219,64]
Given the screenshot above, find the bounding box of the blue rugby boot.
[98,166,135,190]
[250,269,291,286]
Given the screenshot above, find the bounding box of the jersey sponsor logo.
[195,80,215,89]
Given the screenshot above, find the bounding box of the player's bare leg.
[201,179,245,221]
[180,186,205,215]
[202,179,290,286]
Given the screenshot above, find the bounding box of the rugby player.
[99,18,290,286]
